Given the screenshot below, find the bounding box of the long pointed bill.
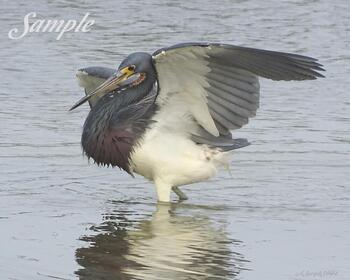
[69,66,137,111]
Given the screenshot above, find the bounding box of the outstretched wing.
[76,66,115,108]
[152,43,324,137]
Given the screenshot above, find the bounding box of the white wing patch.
[154,47,220,136]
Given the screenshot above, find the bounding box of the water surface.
[0,0,349,279]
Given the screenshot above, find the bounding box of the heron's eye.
[128,65,135,71]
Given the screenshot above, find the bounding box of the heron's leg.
[172,186,188,201]
[154,178,172,203]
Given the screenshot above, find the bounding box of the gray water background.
[0,0,349,279]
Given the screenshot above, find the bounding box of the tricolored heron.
[70,43,324,202]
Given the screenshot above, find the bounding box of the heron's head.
[70,52,156,111]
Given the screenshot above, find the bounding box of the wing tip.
[76,69,88,77]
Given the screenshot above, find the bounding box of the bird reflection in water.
[75,202,248,280]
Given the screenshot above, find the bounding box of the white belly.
[129,127,227,188]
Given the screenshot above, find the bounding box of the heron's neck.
[119,74,157,105]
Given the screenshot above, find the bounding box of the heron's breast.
[82,126,137,173]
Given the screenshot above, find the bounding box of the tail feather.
[191,131,250,151]
[220,138,250,151]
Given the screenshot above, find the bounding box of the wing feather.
[152,43,324,139]
[76,66,115,108]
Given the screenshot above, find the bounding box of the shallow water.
[1,0,350,279]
